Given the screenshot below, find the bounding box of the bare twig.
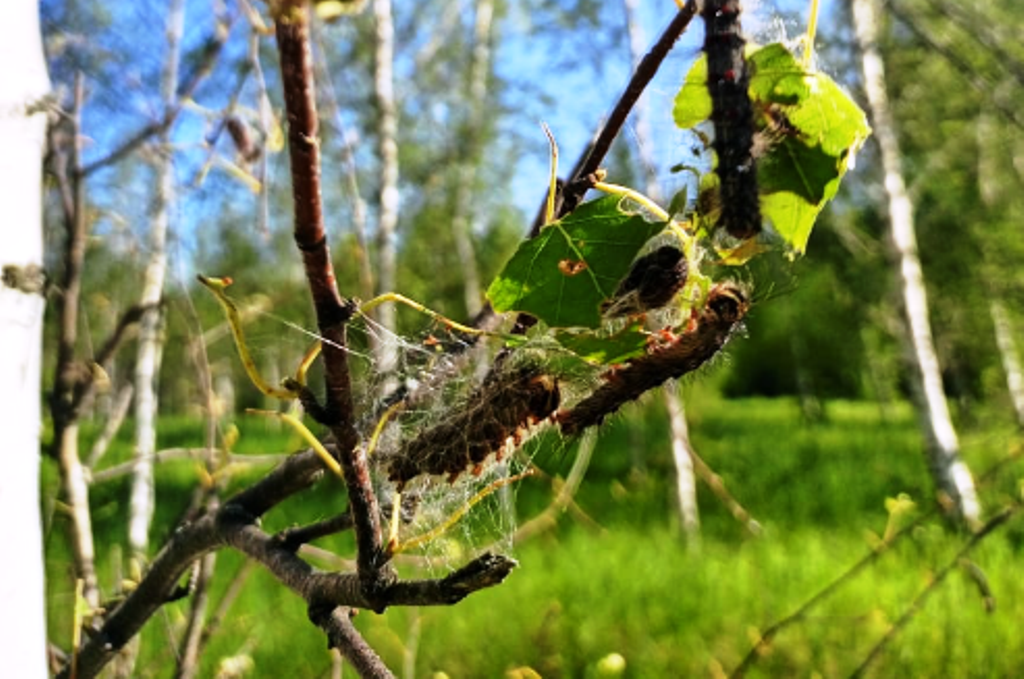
[174,552,217,679]
[475,0,699,335]
[730,447,1024,678]
[198,559,257,650]
[514,430,597,542]
[81,14,233,176]
[849,505,1019,678]
[554,0,698,221]
[86,383,133,469]
[88,448,287,484]
[688,446,761,536]
[49,73,101,610]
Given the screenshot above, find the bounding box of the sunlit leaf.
[554,322,650,365]
[487,196,664,329]
[673,42,871,254]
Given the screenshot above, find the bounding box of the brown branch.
[471,0,699,336]
[81,15,233,176]
[60,447,325,679]
[310,608,393,679]
[274,6,388,603]
[274,495,418,553]
[556,0,698,219]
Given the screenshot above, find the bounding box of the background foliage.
[38,0,1024,676]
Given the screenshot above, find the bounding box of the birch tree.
[372,0,400,380]
[0,1,50,674]
[129,0,185,570]
[852,0,981,527]
[621,0,699,537]
[977,114,1024,428]
[449,0,495,318]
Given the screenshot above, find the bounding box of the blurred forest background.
[31,0,1024,676]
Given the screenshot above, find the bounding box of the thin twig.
[849,505,1019,678]
[556,0,698,219]
[85,384,134,469]
[730,447,1024,678]
[198,559,257,650]
[88,448,287,484]
[174,552,217,679]
[81,15,233,176]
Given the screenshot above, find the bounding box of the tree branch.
[555,0,698,220]
[80,14,232,177]
[273,5,389,604]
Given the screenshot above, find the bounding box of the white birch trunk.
[665,387,700,539]
[0,0,50,673]
[990,297,1024,427]
[130,0,184,562]
[373,0,400,381]
[622,0,701,535]
[449,0,493,318]
[853,0,981,526]
[976,114,1024,428]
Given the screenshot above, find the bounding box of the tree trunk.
[449,0,494,318]
[665,387,700,540]
[622,0,701,535]
[0,0,50,673]
[976,113,1024,429]
[990,301,1024,428]
[372,0,400,382]
[852,0,981,527]
[129,0,185,564]
[49,74,102,611]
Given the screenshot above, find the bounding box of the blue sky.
[41,0,840,279]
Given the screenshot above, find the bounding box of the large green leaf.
[673,43,871,254]
[673,54,711,130]
[487,196,664,329]
[748,44,871,160]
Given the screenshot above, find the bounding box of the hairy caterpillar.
[387,365,560,489]
[601,245,688,318]
[702,0,761,241]
[559,282,748,435]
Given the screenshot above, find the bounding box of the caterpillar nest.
[386,364,561,490]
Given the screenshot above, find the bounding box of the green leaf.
[554,322,650,365]
[486,196,664,329]
[757,136,842,204]
[673,55,711,130]
[761,174,840,255]
[748,44,871,159]
[673,42,871,254]
[746,43,814,106]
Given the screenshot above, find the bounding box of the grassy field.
[42,388,1024,677]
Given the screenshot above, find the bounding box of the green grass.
[42,393,1024,677]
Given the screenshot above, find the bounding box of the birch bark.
[621,0,701,535]
[372,0,400,382]
[853,0,981,526]
[129,0,185,564]
[0,0,50,674]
